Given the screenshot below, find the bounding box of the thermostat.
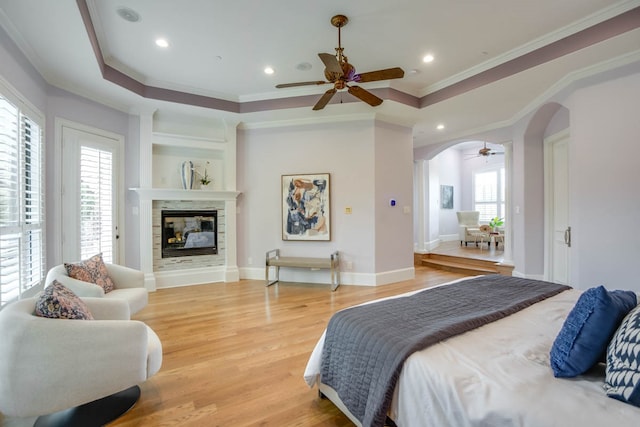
[389,199,396,207]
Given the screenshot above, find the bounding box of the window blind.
[0,95,45,307]
[80,146,113,263]
[474,168,505,223]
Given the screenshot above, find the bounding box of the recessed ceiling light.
[155,38,169,48]
[116,7,140,23]
[264,67,274,75]
[423,54,435,63]
[437,124,445,130]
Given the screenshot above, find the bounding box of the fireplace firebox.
[161,210,217,258]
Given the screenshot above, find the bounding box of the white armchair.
[456,211,482,246]
[45,263,148,315]
[0,297,162,424]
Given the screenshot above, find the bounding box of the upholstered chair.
[0,296,162,425]
[456,211,481,246]
[45,263,148,315]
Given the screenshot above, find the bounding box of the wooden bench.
[265,249,340,291]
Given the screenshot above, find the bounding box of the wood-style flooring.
[430,240,504,263]
[0,266,468,427]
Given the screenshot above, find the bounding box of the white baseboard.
[239,266,415,287]
[374,267,415,286]
[439,234,459,242]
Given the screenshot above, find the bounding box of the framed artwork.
[282,173,331,241]
[440,185,454,209]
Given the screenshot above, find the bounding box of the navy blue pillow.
[605,304,640,407]
[550,285,637,378]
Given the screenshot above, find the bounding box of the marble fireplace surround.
[132,188,240,290]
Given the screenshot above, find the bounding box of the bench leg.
[330,265,340,291]
[265,265,280,287]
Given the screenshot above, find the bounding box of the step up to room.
[419,253,512,276]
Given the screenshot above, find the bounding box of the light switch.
[403,206,411,214]
[345,207,352,214]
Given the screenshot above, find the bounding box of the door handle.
[564,226,571,248]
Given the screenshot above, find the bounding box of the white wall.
[567,72,640,291]
[433,149,461,237]
[237,118,414,285]
[374,121,414,273]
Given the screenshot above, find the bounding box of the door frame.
[543,129,570,283]
[54,118,125,264]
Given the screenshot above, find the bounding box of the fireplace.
[161,210,217,258]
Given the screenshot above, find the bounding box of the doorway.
[60,122,124,263]
[544,130,570,284]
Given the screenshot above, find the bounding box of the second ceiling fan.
[276,15,405,110]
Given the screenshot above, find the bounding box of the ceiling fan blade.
[347,86,383,107]
[312,88,337,111]
[276,81,328,89]
[355,67,405,83]
[318,53,343,76]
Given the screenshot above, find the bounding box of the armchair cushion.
[35,280,94,320]
[65,253,115,293]
[47,261,148,316]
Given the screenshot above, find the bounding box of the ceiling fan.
[465,142,504,159]
[275,15,405,110]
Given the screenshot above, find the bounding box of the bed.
[304,275,640,427]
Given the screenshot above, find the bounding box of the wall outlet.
[346,261,353,270]
[248,257,253,265]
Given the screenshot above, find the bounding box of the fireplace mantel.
[131,188,241,201]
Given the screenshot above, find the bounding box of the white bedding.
[304,280,640,427]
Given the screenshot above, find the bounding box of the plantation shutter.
[79,146,114,263]
[0,95,45,307]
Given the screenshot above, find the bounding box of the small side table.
[490,232,504,248]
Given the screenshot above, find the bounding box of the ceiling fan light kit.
[276,14,404,110]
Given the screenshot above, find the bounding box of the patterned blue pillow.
[605,304,640,407]
[550,286,637,377]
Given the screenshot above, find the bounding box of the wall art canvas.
[441,185,454,209]
[282,173,330,241]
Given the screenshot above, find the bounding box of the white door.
[545,131,570,284]
[61,124,123,263]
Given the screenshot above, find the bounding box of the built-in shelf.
[130,188,241,201]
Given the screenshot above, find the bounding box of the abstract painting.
[282,173,330,241]
[440,185,454,209]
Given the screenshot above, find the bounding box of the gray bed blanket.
[320,275,570,427]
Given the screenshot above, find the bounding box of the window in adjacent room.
[473,167,505,223]
[0,86,45,307]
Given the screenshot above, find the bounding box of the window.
[0,90,45,307]
[474,167,505,223]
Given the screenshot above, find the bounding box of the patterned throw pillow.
[64,253,115,293]
[549,286,637,377]
[605,304,640,407]
[35,280,94,320]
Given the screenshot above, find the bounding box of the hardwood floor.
[0,266,468,427]
[430,240,504,263]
